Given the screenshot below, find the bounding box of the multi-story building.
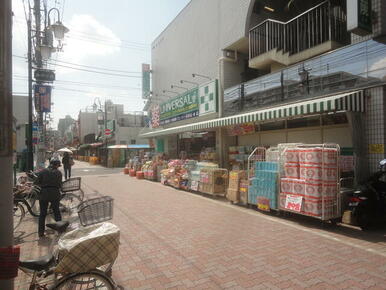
[58,115,75,139]
[78,101,148,145]
[142,0,386,183]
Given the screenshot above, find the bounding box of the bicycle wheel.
[27,191,40,217]
[13,203,25,230]
[60,193,82,214]
[23,197,40,217]
[54,270,115,289]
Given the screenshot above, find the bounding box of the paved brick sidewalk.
[14,166,386,289]
[84,174,386,289]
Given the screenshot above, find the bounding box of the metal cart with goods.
[278,143,341,223]
[248,147,282,211]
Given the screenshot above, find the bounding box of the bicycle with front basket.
[18,196,119,289]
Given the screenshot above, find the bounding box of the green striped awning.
[141,90,364,138]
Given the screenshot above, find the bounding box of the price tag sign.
[191,180,199,191]
[257,197,270,212]
[285,195,303,212]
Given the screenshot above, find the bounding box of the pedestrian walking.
[34,159,62,238]
[62,152,73,180]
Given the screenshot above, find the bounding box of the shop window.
[287,115,320,129]
[260,121,285,131]
[322,113,348,126]
[201,96,205,104]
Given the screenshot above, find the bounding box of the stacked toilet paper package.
[249,161,279,210]
[279,146,339,219]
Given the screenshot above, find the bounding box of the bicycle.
[18,196,118,289]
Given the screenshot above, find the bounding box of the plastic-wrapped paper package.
[283,148,300,164]
[304,181,323,199]
[323,148,338,167]
[300,164,323,182]
[56,222,120,274]
[299,148,323,165]
[280,178,294,194]
[284,164,300,179]
[323,182,338,198]
[323,167,338,182]
[299,147,338,166]
[293,179,306,195]
[303,198,335,217]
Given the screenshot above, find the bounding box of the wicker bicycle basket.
[61,177,81,192]
[77,196,114,226]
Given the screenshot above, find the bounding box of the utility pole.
[0,0,15,288]
[34,0,46,169]
[27,15,34,171]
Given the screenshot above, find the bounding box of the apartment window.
[120,141,127,145]
[130,139,136,144]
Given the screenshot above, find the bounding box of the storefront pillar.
[347,112,368,184]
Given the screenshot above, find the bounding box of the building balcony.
[249,1,350,71]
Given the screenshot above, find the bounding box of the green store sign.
[160,88,199,125]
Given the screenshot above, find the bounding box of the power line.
[13,54,143,76]
[66,35,148,52]
[49,62,143,78]
[49,59,141,74]
[52,87,144,102]
[13,75,141,91]
[66,28,149,47]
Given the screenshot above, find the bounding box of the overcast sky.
[12,0,190,128]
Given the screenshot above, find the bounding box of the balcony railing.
[249,1,349,59]
[226,39,386,116]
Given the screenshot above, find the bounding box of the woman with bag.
[62,152,74,180]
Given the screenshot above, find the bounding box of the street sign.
[34,68,56,82]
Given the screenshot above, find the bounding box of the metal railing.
[249,1,349,59]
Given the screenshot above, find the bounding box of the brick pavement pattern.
[14,162,386,289]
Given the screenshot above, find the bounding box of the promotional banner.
[34,85,52,113]
[227,123,256,136]
[150,105,160,128]
[160,88,199,125]
[142,64,151,99]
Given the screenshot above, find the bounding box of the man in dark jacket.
[62,152,72,180]
[35,159,63,237]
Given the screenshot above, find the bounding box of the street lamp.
[192,73,211,80]
[37,44,54,60]
[180,79,199,86]
[46,7,69,49]
[171,84,188,90]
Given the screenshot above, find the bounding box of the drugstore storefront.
[143,90,365,179]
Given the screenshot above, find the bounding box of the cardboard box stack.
[248,162,279,209]
[199,168,228,195]
[279,147,339,219]
[226,170,247,203]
